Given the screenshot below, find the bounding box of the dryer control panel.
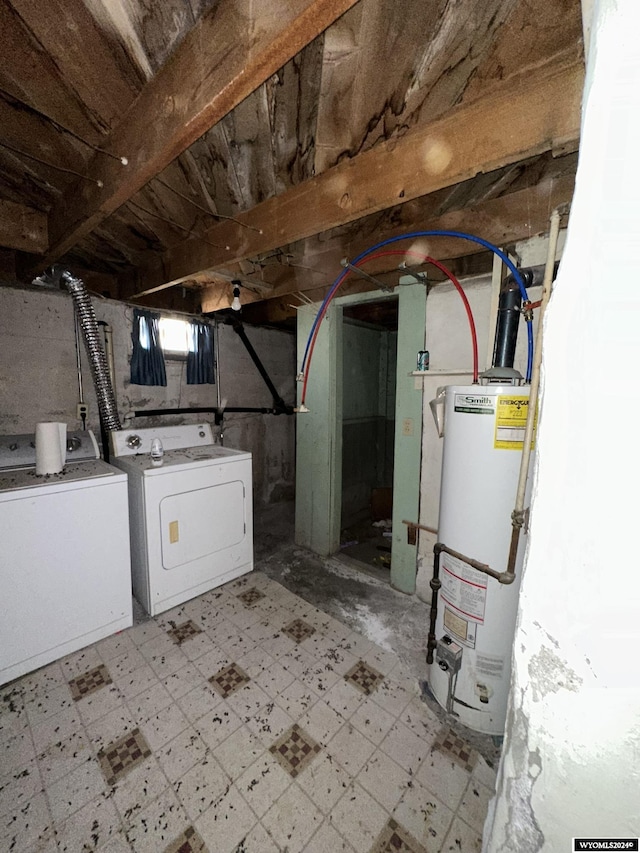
[110,423,213,456]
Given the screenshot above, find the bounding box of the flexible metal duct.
[61,271,122,432]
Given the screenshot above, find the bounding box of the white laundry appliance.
[0,430,132,687]
[110,423,253,616]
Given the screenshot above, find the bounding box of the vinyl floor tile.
[156,726,210,785]
[261,782,323,850]
[53,792,123,853]
[0,759,43,819]
[235,753,292,818]
[304,819,357,852]
[174,755,230,821]
[195,783,257,853]
[125,786,189,853]
[2,571,498,853]
[329,781,389,853]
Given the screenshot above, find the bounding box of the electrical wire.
[127,199,230,251]
[0,86,128,164]
[153,176,263,234]
[300,250,480,405]
[0,140,104,186]
[299,230,534,401]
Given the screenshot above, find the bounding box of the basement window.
[159,317,191,358]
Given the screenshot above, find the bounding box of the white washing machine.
[110,423,253,616]
[0,431,133,687]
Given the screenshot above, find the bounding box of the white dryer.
[110,424,253,616]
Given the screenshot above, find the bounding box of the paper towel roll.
[35,422,67,475]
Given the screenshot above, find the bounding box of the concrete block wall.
[0,282,296,509]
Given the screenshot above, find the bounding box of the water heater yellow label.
[169,520,179,543]
[494,395,537,450]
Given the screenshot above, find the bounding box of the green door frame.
[295,279,425,592]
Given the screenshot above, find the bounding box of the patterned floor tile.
[0,760,43,819]
[260,783,322,851]
[344,660,385,696]
[67,663,113,701]
[164,826,208,853]
[281,618,316,644]
[46,759,108,822]
[157,727,209,785]
[457,779,494,834]
[236,753,291,818]
[166,620,203,646]
[1,571,496,853]
[0,791,55,853]
[440,815,483,852]
[432,726,478,773]
[208,663,251,699]
[174,756,230,821]
[330,782,389,853]
[392,779,455,849]
[53,793,123,853]
[304,819,356,853]
[164,825,208,853]
[195,784,257,853]
[358,750,412,813]
[370,818,428,853]
[296,751,350,815]
[97,727,152,785]
[269,723,321,778]
[125,786,189,853]
[236,587,266,607]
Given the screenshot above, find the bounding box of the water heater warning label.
[444,607,477,648]
[440,553,487,624]
[494,395,537,450]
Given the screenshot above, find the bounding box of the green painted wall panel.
[390,281,426,593]
[295,304,342,555]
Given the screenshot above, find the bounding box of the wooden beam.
[155,60,584,290]
[35,0,363,270]
[0,200,47,253]
[199,171,575,313]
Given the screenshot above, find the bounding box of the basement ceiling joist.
[30,0,363,271]
[0,0,585,320]
[137,60,582,294]
[200,158,577,316]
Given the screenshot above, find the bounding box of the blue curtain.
[187,320,215,384]
[130,308,167,386]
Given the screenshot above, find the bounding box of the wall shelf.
[410,369,474,376]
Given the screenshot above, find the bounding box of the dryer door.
[160,479,246,569]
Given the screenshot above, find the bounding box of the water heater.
[429,384,534,734]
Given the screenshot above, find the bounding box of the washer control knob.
[126,434,142,449]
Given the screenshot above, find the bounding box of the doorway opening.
[337,297,399,581]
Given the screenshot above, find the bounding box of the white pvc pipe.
[514,208,562,514]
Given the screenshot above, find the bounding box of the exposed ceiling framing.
[0,0,585,324]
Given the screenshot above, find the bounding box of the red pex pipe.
[301,250,479,405]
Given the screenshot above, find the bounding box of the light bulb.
[231,284,241,311]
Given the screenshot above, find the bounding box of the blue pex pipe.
[300,230,534,383]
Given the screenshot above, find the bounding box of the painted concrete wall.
[0,283,295,507]
[342,321,395,528]
[484,0,640,848]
